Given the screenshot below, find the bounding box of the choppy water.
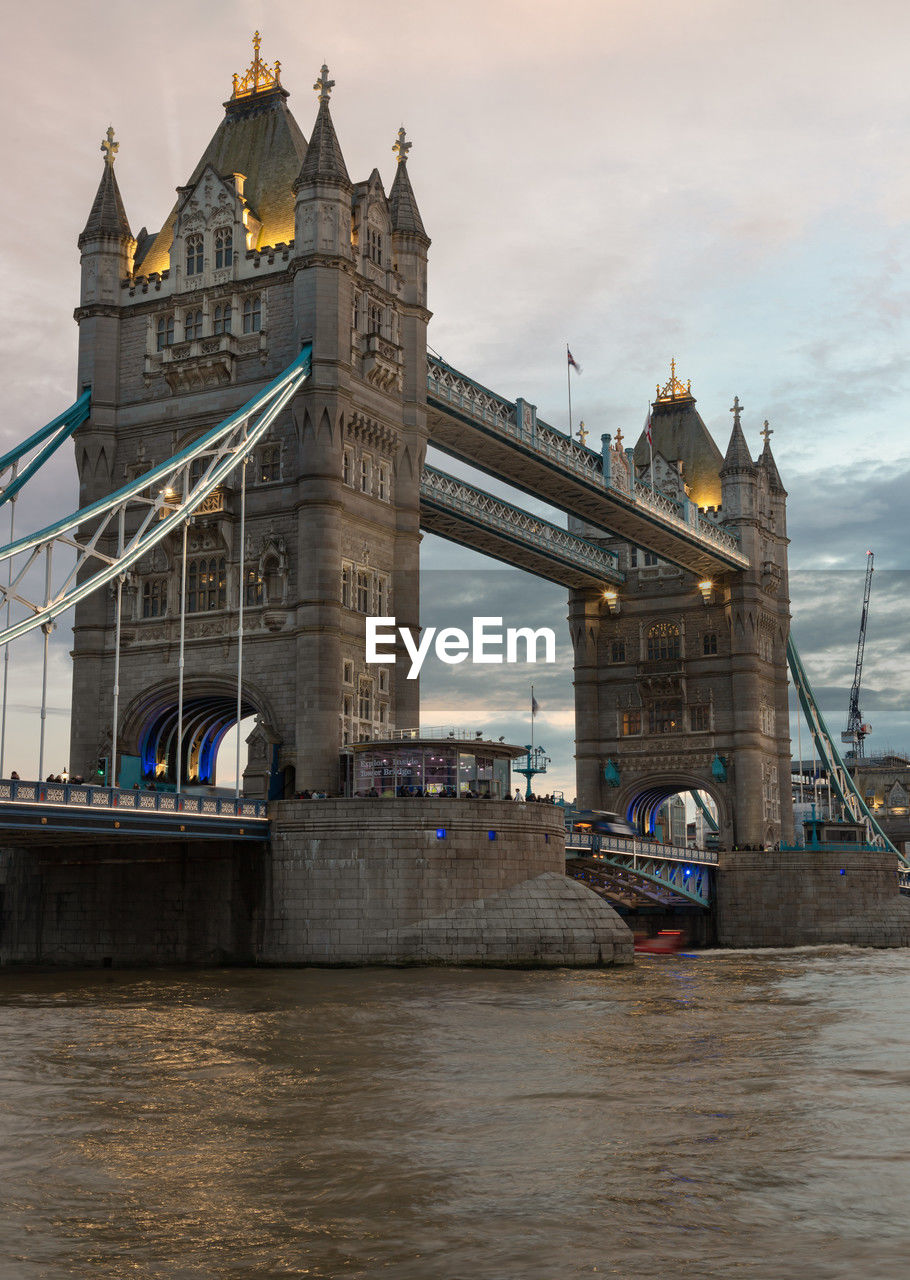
[1,951,909,1279]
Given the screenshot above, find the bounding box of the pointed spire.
[721,396,754,473]
[388,127,428,239]
[295,64,350,187]
[79,126,132,246]
[758,421,786,492]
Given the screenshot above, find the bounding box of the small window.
[214,228,233,269]
[142,578,167,619]
[184,309,203,341]
[244,566,263,607]
[376,577,387,614]
[703,633,718,655]
[341,565,352,609]
[368,303,382,334]
[378,463,390,502]
[621,710,641,736]
[343,660,354,684]
[360,456,371,493]
[342,449,353,486]
[356,571,370,613]
[156,314,175,350]
[610,639,626,664]
[648,699,681,734]
[628,549,638,568]
[379,669,388,693]
[378,703,387,725]
[257,445,280,484]
[366,226,383,266]
[242,295,262,334]
[185,233,203,276]
[213,304,232,335]
[343,694,353,717]
[691,705,710,732]
[358,680,372,721]
[644,551,658,567]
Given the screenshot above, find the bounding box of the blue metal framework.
[0,347,311,646]
[0,388,92,509]
[566,831,714,907]
[787,634,905,865]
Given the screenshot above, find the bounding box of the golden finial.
[393,126,412,165]
[231,32,282,100]
[614,427,624,449]
[656,358,694,402]
[578,420,588,446]
[730,396,744,427]
[761,420,773,444]
[101,126,118,168]
[314,64,335,103]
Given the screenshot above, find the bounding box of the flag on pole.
[644,405,652,445]
[532,695,540,717]
[567,347,582,373]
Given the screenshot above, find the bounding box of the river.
[0,948,908,1279]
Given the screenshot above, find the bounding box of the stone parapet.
[715,848,910,948]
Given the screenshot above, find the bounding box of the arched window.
[342,449,352,486]
[242,295,262,333]
[214,228,233,269]
[244,565,263,607]
[142,578,167,618]
[184,309,203,341]
[356,571,370,613]
[185,234,203,276]
[646,622,681,661]
[366,226,383,265]
[358,679,373,722]
[213,304,232,335]
[256,445,280,484]
[703,633,718,655]
[186,557,226,612]
[156,314,175,350]
[648,699,681,734]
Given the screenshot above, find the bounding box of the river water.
[1,949,909,1279]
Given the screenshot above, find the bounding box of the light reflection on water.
[1,950,909,1278]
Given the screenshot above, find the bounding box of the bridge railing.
[0,778,268,820]
[565,829,719,865]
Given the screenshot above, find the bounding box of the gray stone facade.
[70,47,429,797]
[570,376,794,849]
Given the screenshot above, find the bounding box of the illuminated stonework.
[231,31,282,100]
[655,358,693,403]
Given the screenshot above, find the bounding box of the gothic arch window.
[187,557,226,612]
[341,564,352,608]
[342,448,353,486]
[646,622,681,661]
[142,578,167,619]
[358,678,373,722]
[184,309,203,341]
[156,314,175,350]
[648,698,682,734]
[356,570,370,613]
[378,462,391,502]
[366,226,383,266]
[213,303,232,335]
[242,295,262,334]
[368,301,382,335]
[703,632,718,655]
[214,228,233,269]
[185,234,203,276]
[256,444,280,484]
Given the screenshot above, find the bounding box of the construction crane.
[841,550,874,759]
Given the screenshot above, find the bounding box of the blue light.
[684,867,691,876]
[840,868,846,876]
[488,830,496,841]
[436,828,446,839]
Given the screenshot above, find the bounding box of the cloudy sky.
[2,0,910,791]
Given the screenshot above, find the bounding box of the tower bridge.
[0,35,907,967]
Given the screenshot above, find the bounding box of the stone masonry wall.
[262,798,633,966]
[715,849,910,948]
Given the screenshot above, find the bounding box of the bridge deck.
[426,357,748,578]
[0,780,269,842]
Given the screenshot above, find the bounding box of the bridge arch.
[616,771,730,849]
[119,676,284,792]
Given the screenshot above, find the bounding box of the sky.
[2,0,910,793]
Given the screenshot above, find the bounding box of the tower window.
[244,565,263,607]
[156,314,175,350]
[621,710,641,736]
[648,699,681,734]
[366,226,383,265]
[242,295,262,334]
[356,571,370,613]
[358,680,373,721]
[257,445,280,484]
[187,557,226,613]
[690,704,710,732]
[378,462,390,502]
[646,622,681,661]
[644,552,658,567]
[214,228,233,269]
[213,304,232,335]
[703,632,718,655]
[368,303,382,335]
[185,234,203,276]
[610,639,626,663]
[142,578,167,619]
[360,456,372,493]
[342,449,353,486]
[184,309,203,341]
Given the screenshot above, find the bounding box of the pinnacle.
[79,157,132,246]
[721,417,754,474]
[295,94,350,187]
[759,436,786,493]
[389,156,428,238]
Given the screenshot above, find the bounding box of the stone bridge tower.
[70,36,430,797]
[571,366,794,849]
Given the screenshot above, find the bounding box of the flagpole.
[531,683,535,752]
[648,403,655,491]
[566,347,573,438]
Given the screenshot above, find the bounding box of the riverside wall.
[0,799,633,968]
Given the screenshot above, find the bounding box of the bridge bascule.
[0,33,901,910]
